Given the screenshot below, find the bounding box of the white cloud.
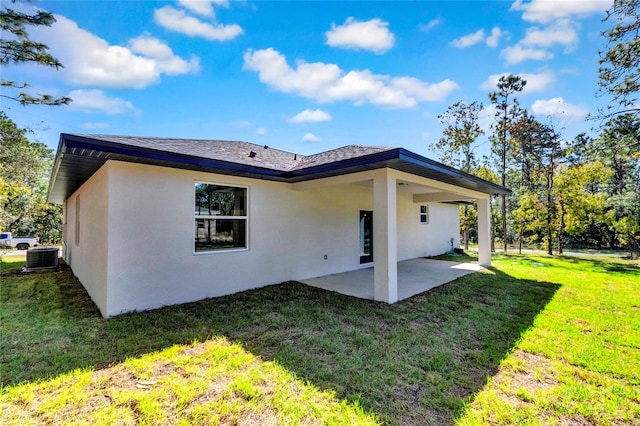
[486,27,505,48]
[501,45,553,64]
[505,1,603,65]
[129,34,201,75]
[256,127,267,135]
[80,122,110,130]
[521,19,578,50]
[451,27,505,48]
[325,17,395,54]
[129,34,174,58]
[391,77,460,102]
[451,29,485,48]
[303,132,321,142]
[481,71,555,94]
[519,71,555,93]
[511,0,609,24]
[154,6,242,41]
[531,97,589,121]
[419,18,441,31]
[66,90,138,115]
[289,109,332,123]
[34,15,199,88]
[242,48,459,109]
[177,0,229,17]
[500,19,577,65]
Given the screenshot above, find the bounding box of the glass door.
[359,210,373,264]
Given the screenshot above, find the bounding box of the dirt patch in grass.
[491,350,560,404]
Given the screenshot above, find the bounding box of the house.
[47,134,509,317]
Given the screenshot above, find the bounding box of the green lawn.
[1,253,638,424]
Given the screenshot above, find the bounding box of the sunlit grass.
[458,254,640,425]
[1,252,638,424]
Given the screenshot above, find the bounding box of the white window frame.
[193,181,249,254]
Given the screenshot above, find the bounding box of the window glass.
[195,219,246,251]
[195,184,246,216]
[194,183,247,252]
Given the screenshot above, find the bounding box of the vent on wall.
[26,247,59,270]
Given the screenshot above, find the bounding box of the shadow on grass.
[1,263,559,425]
[427,252,478,263]
[555,254,640,274]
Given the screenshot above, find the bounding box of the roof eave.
[48,135,511,203]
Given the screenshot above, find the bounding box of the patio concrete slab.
[301,258,483,302]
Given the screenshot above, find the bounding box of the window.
[194,183,247,252]
[420,205,429,224]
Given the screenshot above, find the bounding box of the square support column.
[373,170,398,303]
[477,197,491,267]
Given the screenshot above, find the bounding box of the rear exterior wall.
[67,160,460,316]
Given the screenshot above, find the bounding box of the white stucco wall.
[396,190,461,260]
[65,160,462,316]
[63,164,110,317]
[104,161,378,316]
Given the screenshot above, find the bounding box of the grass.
[1,253,638,424]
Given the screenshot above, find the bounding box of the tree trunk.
[546,173,553,256]
[502,194,507,252]
[490,197,495,252]
[558,200,565,255]
[519,229,523,254]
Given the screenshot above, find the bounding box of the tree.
[554,162,612,254]
[489,74,526,252]
[598,0,639,119]
[433,100,484,249]
[1,1,71,106]
[0,112,61,243]
[561,115,640,254]
[528,121,564,255]
[434,100,484,173]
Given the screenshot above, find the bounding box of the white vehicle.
[0,232,40,250]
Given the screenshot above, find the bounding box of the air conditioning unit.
[26,247,59,270]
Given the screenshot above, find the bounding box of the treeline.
[0,112,62,244]
[433,84,639,256]
[434,0,639,257]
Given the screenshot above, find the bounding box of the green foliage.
[437,103,639,254]
[434,100,484,173]
[0,1,71,106]
[433,100,485,248]
[598,0,640,118]
[0,112,61,242]
[555,162,612,237]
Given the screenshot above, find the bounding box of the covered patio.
[293,166,502,304]
[301,258,484,302]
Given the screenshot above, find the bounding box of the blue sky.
[3,0,612,158]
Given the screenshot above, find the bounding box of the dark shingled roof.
[47,133,510,204]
